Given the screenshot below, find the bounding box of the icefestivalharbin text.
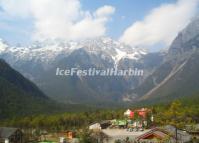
[56,67,144,77]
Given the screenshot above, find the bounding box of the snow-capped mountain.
[0,37,163,104]
[0,37,147,67]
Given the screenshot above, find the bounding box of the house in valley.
[124,108,153,129]
[0,127,23,143]
[89,121,111,131]
[136,127,175,142]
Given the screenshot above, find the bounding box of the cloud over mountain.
[0,0,198,51]
[0,0,115,41]
[120,0,199,47]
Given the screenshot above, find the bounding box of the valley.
[0,1,199,142]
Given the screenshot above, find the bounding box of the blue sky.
[82,0,176,38]
[0,0,198,51]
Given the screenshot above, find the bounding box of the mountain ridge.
[129,17,199,102]
[0,37,163,104]
[0,59,64,119]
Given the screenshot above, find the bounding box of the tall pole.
[175,126,178,143]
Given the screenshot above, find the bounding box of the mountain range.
[0,37,164,104]
[0,17,199,105]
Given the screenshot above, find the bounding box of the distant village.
[0,108,199,143]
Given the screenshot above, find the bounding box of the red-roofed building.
[124,108,153,128]
[124,108,152,119]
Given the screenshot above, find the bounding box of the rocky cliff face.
[0,37,163,104]
[128,17,199,103]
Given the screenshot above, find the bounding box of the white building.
[89,123,102,131]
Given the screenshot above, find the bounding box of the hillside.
[0,59,64,119]
[128,17,199,103]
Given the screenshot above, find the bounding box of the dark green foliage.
[0,94,198,132]
[0,59,64,119]
[0,109,124,131]
[0,59,47,98]
[78,129,97,143]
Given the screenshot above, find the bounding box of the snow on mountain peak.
[0,37,147,66]
[78,37,147,62]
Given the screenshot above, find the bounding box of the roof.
[100,120,111,125]
[90,120,111,126]
[124,108,151,119]
[136,128,174,140]
[0,127,19,139]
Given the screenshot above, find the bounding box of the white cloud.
[0,0,31,18]
[32,2,115,41]
[94,5,115,18]
[0,0,115,41]
[120,0,199,47]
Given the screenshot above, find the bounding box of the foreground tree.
[78,129,97,143]
[156,100,193,143]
